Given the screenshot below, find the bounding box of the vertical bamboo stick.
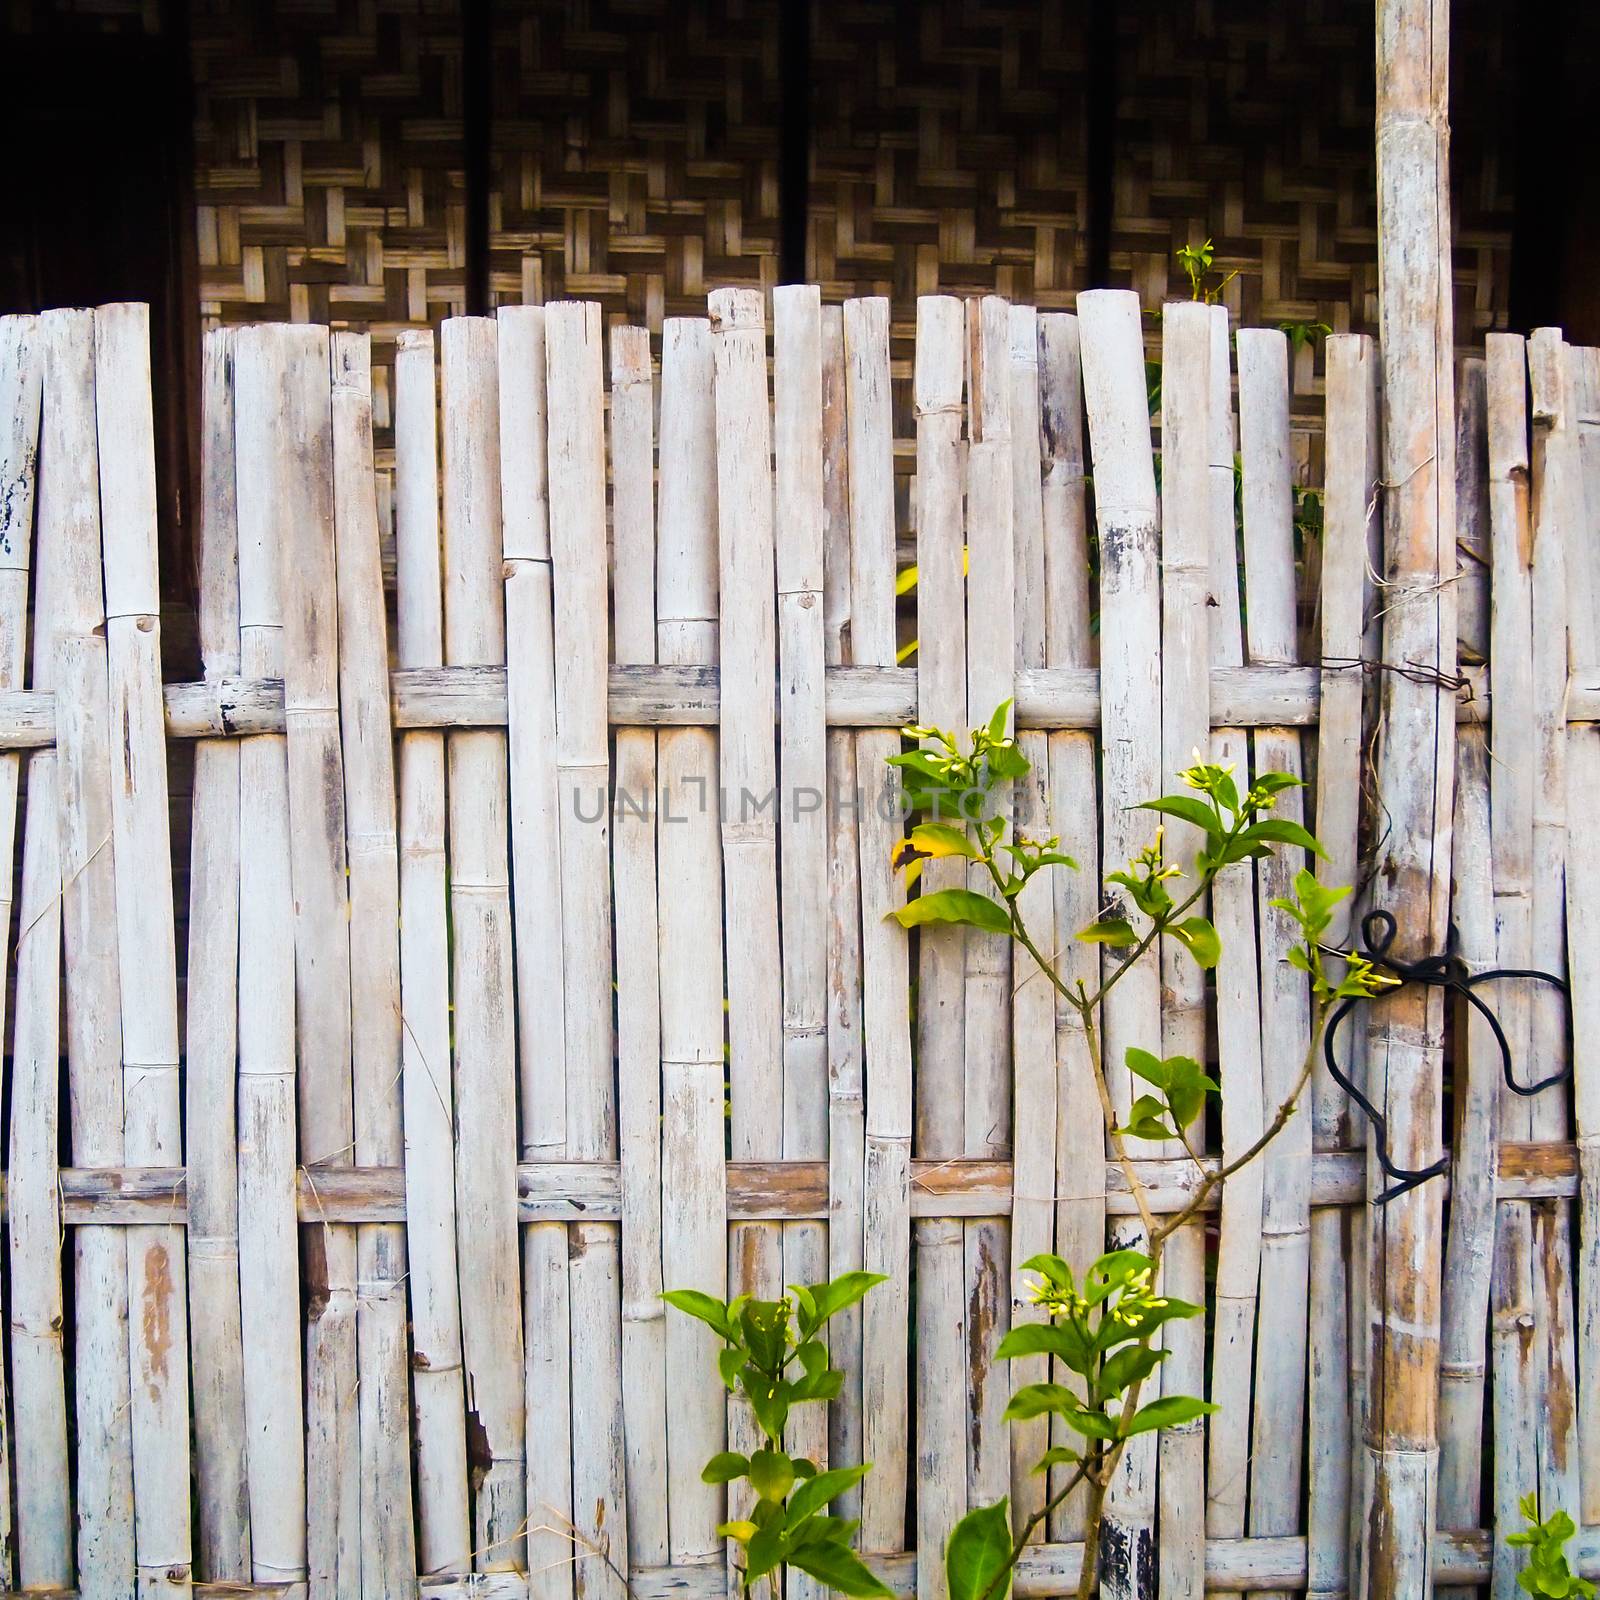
[1366,5,1457,1588]
[1306,334,1380,1600]
[1527,328,1580,1518]
[187,325,252,1584]
[609,323,669,1571]
[47,307,137,1600]
[1038,311,1102,1546]
[330,331,417,1593]
[963,296,1014,1520]
[232,324,308,1586]
[1203,306,1266,1578]
[546,302,628,1600]
[0,312,40,1593]
[94,303,195,1599]
[1437,356,1495,1561]
[441,316,527,1570]
[656,317,729,1573]
[394,329,473,1577]
[1485,331,1538,1600]
[1236,330,1311,1600]
[1076,287,1160,1600]
[913,293,968,1600]
[822,303,868,1524]
[773,287,830,1575]
[497,305,573,1600]
[844,295,913,1558]
[1156,301,1213,1600]
[266,323,358,1600]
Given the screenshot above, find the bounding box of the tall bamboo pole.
[1364,3,1456,1596]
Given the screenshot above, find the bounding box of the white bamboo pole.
[845,295,913,1558]
[330,330,417,1594]
[1009,302,1059,1541]
[0,312,40,1592]
[232,324,309,1586]
[1366,5,1457,1587]
[1038,310,1102,1546]
[1156,301,1213,1600]
[1306,334,1380,1600]
[546,302,627,1600]
[1485,332,1539,1600]
[186,326,252,1583]
[964,295,1014,1520]
[441,316,527,1570]
[1237,330,1311,1600]
[45,307,137,1600]
[913,293,968,1600]
[265,323,358,1600]
[1203,305,1266,1581]
[1076,287,1161,1599]
[394,328,473,1577]
[610,323,670,1573]
[822,303,868,1525]
[773,286,830,1582]
[657,316,729,1573]
[1527,328,1580,1520]
[498,304,574,1600]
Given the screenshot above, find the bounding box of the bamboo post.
[546,302,628,1600]
[330,331,417,1592]
[822,302,868,1524]
[1365,3,1457,1590]
[844,295,913,1559]
[1307,334,1380,1600]
[1237,330,1312,1600]
[0,312,39,1591]
[1076,286,1160,1599]
[440,316,527,1570]
[773,285,831,1586]
[186,326,252,1583]
[912,293,967,1600]
[1202,305,1267,1579]
[232,324,308,1585]
[393,328,473,1576]
[1484,331,1538,1600]
[656,316,728,1575]
[609,323,670,1572]
[1156,300,1213,1600]
[963,295,1014,1520]
[496,304,573,1600]
[49,307,137,1598]
[1038,310,1101,1546]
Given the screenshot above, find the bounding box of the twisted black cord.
[1321,909,1571,1204]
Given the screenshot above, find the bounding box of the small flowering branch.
[887,705,1394,1600]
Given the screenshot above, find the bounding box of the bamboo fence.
[0,291,1594,1600]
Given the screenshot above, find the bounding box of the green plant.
[662,1274,893,1600]
[1510,1495,1596,1598]
[1175,237,1239,305]
[887,704,1393,1600]
[1278,319,1332,354]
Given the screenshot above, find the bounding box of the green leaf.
[790,1540,895,1599]
[1003,1382,1079,1421]
[717,1346,744,1391]
[742,1371,792,1443]
[1077,917,1137,948]
[1082,1250,1155,1303]
[748,1448,796,1503]
[1031,1446,1082,1475]
[787,1463,871,1524]
[946,1499,1013,1600]
[995,1320,1095,1376]
[987,700,1014,742]
[903,822,981,862]
[718,1520,758,1541]
[1250,771,1305,799]
[661,1289,733,1340]
[1124,1047,1170,1090]
[1099,1344,1167,1397]
[701,1451,749,1485]
[1237,819,1327,859]
[1116,1095,1177,1142]
[1171,916,1221,970]
[797,1271,888,1332]
[890,889,1013,936]
[1138,795,1225,837]
[1121,1394,1218,1436]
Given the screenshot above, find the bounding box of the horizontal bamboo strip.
[0,1524,1574,1600]
[30,1141,1587,1225]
